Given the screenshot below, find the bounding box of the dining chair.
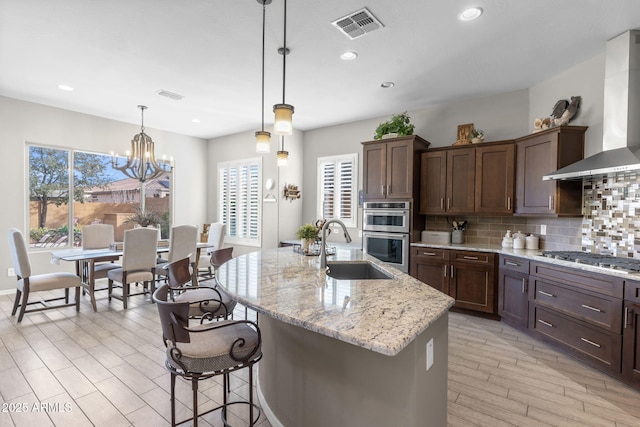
[157,225,198,283]
[198,222,225,278]
[81,224,120,311]
[153,283,262,426]
[107,227,158,309]
[7,228,82,322]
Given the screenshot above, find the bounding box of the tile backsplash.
[424,215,582,251]
[582,173,640,257]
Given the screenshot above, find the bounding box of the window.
[27,144,172,248]
[317,153,358,228]
[218,158,262,246]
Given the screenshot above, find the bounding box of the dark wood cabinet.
[420,147,475,214]
[362,135,429,200]
[410,247,497,315]
[475,142,515,214]
[515,126,586,216]
[623,280,640,387]
[528,261,623,375]
[421,140,516,215]
[498,255,530,329]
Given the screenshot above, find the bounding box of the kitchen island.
[215,246,454,427]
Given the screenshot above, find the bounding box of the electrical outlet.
[540,224,547,235]
[7,268,15,277]
[426,338,434,371]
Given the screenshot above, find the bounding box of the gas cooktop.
[541,251,640,273]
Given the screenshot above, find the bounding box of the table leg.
[192,247,202,286]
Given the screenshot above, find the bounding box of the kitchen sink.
[325,261,394,280]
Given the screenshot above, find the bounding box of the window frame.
[217,157,263,247]
[316,153,358,229]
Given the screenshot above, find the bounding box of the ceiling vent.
[156,90,184,101]
[331,8,383,40]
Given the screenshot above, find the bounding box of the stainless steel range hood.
[544,30,640,180]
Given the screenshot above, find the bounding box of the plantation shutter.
[318,153,357,228]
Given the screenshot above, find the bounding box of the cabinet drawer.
[530,261,624,298]
[451,250,494,265]
[499,256,529,274]
[532,278,622,333]
[625,280,640,303]
[411,247,448,260]
[531,305,621,374]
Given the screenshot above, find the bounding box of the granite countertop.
[214,246,455,356]
[412,241,640,280]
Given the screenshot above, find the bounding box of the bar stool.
[153,281,262,426]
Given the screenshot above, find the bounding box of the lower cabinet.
[498,256,530,330]
[410,247,497,315]
[528,261,624,376]
[623,281,640,387]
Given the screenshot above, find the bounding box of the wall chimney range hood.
[543,30,640,181]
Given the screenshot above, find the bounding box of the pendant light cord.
[281,0,287,104]
[261,1,266,131]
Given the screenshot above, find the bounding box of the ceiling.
[1,0,640,140]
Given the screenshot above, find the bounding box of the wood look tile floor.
[0,285,638,426]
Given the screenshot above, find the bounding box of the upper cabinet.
[420,140,515,215]
[420,147,476,214]
[362,135,430,200]
[515,126,587,216]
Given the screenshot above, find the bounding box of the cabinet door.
[420,151,447,214]
[386,140,413,199]
[623,301,640,387]
[498,268,529,329]
[475,143,515,214]
[362,142,386,200]
[516,134,557,214]
[410,248,449,294]
[446,147,475,214]
[450,260,496,313]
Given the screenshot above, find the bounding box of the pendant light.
[277,135,289,167]
[255,0,272,153]
[112,105,169,182]
[273,0,294,135]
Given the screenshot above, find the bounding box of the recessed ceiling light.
[340,51,358,61]
[57,84,74,91]
[459,7,483,21]
[192,118,201,123]
[380,81,395,89]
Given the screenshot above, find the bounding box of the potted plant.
[374,111,415,140]
[296,223,318,253]
[124,205,162,228]
[470,128,485,143]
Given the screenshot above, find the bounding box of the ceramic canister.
[525,234,539,250]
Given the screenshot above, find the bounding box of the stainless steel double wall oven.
[362,201,410,273]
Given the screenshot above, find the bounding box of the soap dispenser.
[502,230,513,248]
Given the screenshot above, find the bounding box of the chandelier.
[112,105,170,182]
[273,0,294,135]
[255,0,272,153]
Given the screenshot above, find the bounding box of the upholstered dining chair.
[107,227,158,309]
[7,228,82,322]
[198,222,225,278]
[153,283,262,426]
[81,224,120,311]
[157,225,198,283]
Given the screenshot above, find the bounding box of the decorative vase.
[301,238,314,253]
[471,137,482,144]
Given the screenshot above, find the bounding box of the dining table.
[51,241,213,311]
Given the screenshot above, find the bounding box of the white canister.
[525,234,539,250]
[513,235,525,249]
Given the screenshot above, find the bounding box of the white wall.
[0,96,208,292]
[529,52,606,156]
[207,129,304,254]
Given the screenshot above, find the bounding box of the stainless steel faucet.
[320,219,352,268]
